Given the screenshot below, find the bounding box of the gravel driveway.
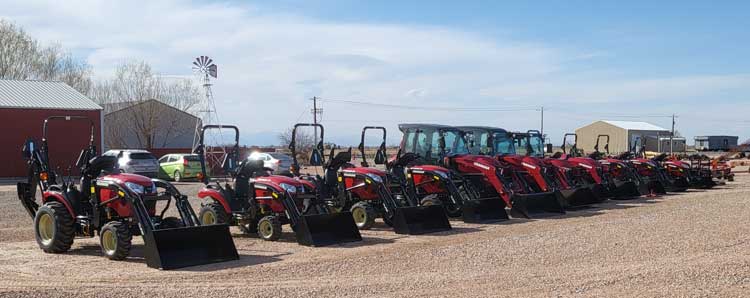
[0,171,748,297]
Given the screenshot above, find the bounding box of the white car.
[247,152,293,173]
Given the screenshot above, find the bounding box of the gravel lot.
[0,169,748,297]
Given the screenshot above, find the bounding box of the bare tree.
[278,127,316,164]
[92,61,202,149]
[0,19,91,94]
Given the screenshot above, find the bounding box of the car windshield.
[442,130,469,155]
[183,155,200,161]
[493,132,515,154]
[129,153,156,160]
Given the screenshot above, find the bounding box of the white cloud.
[2,0,748,144]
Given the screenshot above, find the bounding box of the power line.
[319,98,540,112]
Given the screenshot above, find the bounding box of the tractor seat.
[83,156,117,178]
[326,151,352,171]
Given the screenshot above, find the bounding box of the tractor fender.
[42,190,76,217]
[197,188,232,214]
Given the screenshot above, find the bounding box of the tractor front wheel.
[34,202,75,253]
[257,216,282,241]
[99,221,132,261]
[350,202,377,230]
[198,203,230,225]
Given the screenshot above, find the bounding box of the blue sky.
[2,0,749,146]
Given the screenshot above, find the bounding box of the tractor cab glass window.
[442,130,469,155]
[528,135,545,157]
[429,131,441,157]
[514,135,530,156]
[402,129,417,154]
[415,129,431,158]
[476,132,491,155]
[493,132,515,155]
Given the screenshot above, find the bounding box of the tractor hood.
[100,173,154,186]
[340,167,387,178]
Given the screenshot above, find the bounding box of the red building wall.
[0,108,102,178]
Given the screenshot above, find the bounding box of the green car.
[158,154,203,182]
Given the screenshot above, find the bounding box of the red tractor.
[16,116,238,269]
[195,125,361,246]
[398,124,564,219]
[359,126,508,223]
[289,123,451,235]
[460,127,603,208]
[588,135,651,196]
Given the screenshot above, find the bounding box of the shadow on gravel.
[68,244,285,271]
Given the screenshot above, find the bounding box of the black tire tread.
[35,201,75,253]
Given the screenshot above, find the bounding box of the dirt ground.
[0,169,749,298]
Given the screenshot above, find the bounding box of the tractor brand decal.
[255,184,267,190]
[578,163,593,169]
[96,181,109,187]
[521,162,537,170]
[411,170,425,174]
[343,172,357,178]
[473,162,491,170]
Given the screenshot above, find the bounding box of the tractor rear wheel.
[99,221,132,261]
[160,217,185,229]
[257,216,282,241]
[350,202,376,230]
[198,203,229,225]
[34,202,75,253]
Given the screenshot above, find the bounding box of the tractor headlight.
[365,173,383,183]
[279,183,297,194]
[124,182,145,194]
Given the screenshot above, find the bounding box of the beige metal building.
[575,120,671,154]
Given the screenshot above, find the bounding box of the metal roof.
[601,120,668,131]
[398,123,457,132]
[0,79,102,110]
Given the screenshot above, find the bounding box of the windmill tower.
[191,56,225,169]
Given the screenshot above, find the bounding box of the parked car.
[102,149,159,178]
[158,153,203,182]
[248,152,293,173]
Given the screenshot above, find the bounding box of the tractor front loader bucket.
[646,178,667,195]
[461,197,509,223]
[143,224,239,270]
[558,186,602,208]
[509,191,566,219]
[292,211,362,247]
[589,183,614,200]
[667,177,690,192]
[611,180,641,199]
[391,205,452,235]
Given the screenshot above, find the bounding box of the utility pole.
[540,106,544,139]
[310,96,323,145]
[670,114,675,155]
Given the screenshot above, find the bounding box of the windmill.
[191,56,225,174]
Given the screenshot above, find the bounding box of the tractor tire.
[198,203,230,225]
[728,176,735,182]
[238,219,258,235]
[160,217,185,229]
[257,215,282,241]
[173,170,182,182]
[99,221,132,261]
[350,202,377,230]
[34,202,75,253]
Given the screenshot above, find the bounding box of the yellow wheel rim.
[201,212,216,225]
[38,214,54,245]
[352,207,366,224]
[101,230,117,254]
[259,220,273,238]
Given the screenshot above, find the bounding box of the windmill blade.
[206,58,213,66]
[208,64,217,78]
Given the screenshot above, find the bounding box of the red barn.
[0,79,103,178]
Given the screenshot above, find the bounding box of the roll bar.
[289,123,325,175]
[357,126,387,167]
[195,125,240,184]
